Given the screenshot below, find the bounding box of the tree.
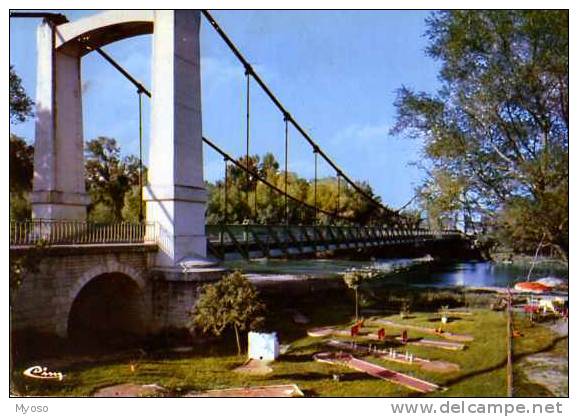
[122,184,146,223]
[342,269,375,321]
[9,135,33,193]
[205,152,395,227]
[10,65,34,124]
[191,271,265,356]
[10,66,34,220]
[85,137,141,222]
[10,241,48,306]
[392,10,568,259]
[9,135,34,220]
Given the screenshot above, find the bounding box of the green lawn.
[11,293,564,397]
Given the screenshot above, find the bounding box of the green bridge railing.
[206,224,462,259]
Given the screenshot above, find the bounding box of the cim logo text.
[22,366,63,381]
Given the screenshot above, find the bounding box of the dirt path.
[519,320,568,397]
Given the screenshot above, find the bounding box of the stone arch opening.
[67,272,146,352]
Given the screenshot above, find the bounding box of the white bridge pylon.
[32,10,208,268]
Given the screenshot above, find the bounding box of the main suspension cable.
[74,26,363,226]
[202,9,400,222]
[13,11,404,226]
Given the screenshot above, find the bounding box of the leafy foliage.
[9,66,34,220]
[9,135,33,193]
[9,65,34,124]
[85,137,143,222]
[10,240,49,305]
[191,271,265,355]
[10,135,34,221]
[206,152,389,226]
[342,268,378,321]
[392,11,568,258]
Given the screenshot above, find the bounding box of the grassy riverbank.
[11,286,565,397]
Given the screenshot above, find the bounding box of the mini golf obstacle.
[313,352,440,393]
[373,319,474,343]
[440,309,473,317]
[93,383,167,397]
[186,384,304,397]
[326,340,460,373]
[307,325,466,351]
[404,338,464,350]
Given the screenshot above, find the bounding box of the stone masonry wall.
[11,246,155,338]
[10,246,224,341]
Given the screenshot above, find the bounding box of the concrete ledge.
[143,184,207,203]
[10,243,159,257]
[153,267,225,282]
[31,190,91,206]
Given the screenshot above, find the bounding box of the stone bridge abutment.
[11,245,220,348]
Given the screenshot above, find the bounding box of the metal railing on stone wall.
[9,220,158,246]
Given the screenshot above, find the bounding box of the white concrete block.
[248,331,279,361]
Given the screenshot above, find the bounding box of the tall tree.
[9,66,34,220]
[85,137,141,222]
[9,134,33,194]
[9,135,34,220]
[392,10,568,259]
[10,66,34,124]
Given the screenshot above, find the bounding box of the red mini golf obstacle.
[373,319,474,343]
[313,351,440,393]
[307,325,466,351]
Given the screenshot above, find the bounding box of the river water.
[224,258,567,289]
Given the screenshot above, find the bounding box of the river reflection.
[224,258,567,288]
[410,262,521,288]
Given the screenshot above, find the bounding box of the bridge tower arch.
[32,10,208,266]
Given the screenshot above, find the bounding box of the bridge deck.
[10,221,463,260]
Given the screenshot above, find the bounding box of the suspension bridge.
[9,10,466,343]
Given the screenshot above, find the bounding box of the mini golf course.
[313,351,440,393]
[326,339,460,373]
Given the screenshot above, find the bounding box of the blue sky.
[9,10,441,209]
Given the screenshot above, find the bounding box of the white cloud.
[201,56,243,87]
[330,121,391,146]
[201,56,275,91]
